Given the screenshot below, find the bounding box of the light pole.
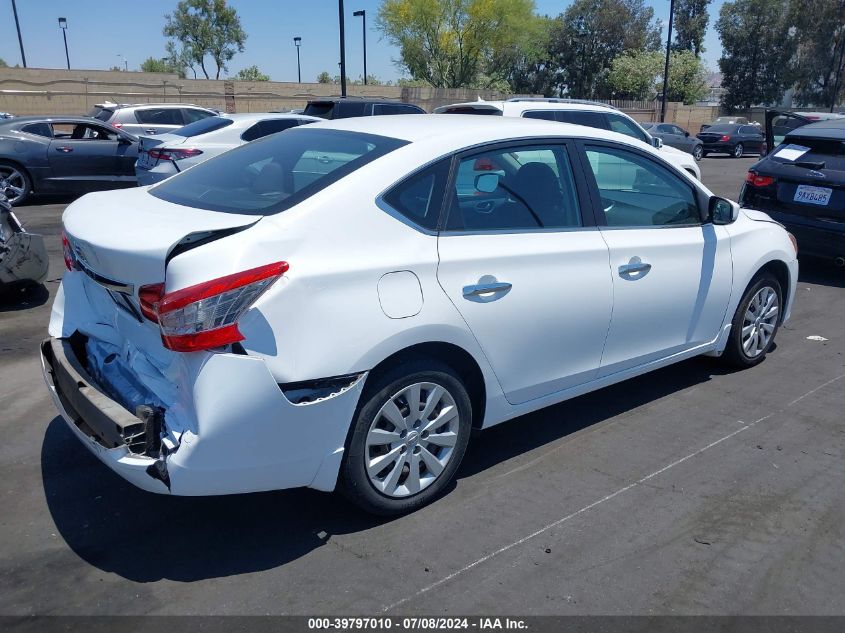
[294,37,302,83]
[353,9,367,85]
[58,17,69,70]
[338,0,347,97]
[659,0,675,123]
[117,54,128,71]
[11,0,27,67]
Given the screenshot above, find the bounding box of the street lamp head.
[58,17,67,29]
[293,36,301,47]
[353,9,365,17]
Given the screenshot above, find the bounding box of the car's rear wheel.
[0,161,31,206]
[340,360,472,515]
[732,143,744,158]
[692,145,703,161]
[721,273,783,368]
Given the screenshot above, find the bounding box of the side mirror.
[474,173,499,194]
[652,136,663,149]
[709,196,739,225]
[684,131,690,137]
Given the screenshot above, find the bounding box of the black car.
[696,123,766,158]
[740,115,845,264]
[642,122,704,160]
[0,116,138,206]
[303,98,425,119]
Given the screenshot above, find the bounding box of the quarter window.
[585,145,700,227]
[557,111,609,129]
[241,118,301,142]
[382,160,450,230]
[606,114,649,143]
[446,144,581,231]
[182,108,215,123]
[522,111,558,122]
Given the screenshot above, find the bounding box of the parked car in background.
[0,192,48,292]
[0,112,15,120]
[45,115,797,515]
[697,124,766,158]
[764,110,845,152]
[87,102,219,137]
[135,113,319,185]
[0,116,138,205]
[740,116,845,266]
[434,99,702,180]
[303,98,425,119]
[642,122,704,160]
[700,116,757,133]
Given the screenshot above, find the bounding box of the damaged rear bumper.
[41,333,366,496]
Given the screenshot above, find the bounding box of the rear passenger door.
[577,141,733,375]
[436,140,613,404]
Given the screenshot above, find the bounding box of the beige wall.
[0,67,529,116]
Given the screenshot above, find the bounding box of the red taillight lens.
[112,122,123,128]
[156,262,288,352]
[61,231,76,271]
[148,148,203,161]
[745,171,775,187]
[138,282,165,323]
[720,135,731,142]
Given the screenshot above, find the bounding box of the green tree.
[140,56,186,75]
[607,49,708,103]
[316,71,332,83]
[791,0,845,108]
[0,58,8,68]
[667,49,709,103]
[493,15,557,94]
[234,65,269,81]
[716,0,796,108]
[163,0,246,80]
[673,0,710,57]
[548,0,662,98]
[377,0,537,89]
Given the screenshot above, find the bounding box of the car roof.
[308,97,418,105]
[219,112,320,124]
[94,102,212,110]
[786,117,845,140]
[434,99,619,114]
[305,113,650,148]
[4,115,109,125]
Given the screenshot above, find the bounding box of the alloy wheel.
[693,145,703,161]
[741,286,779,358]
[0,166,27,205]
[365,382,460,498]
[733,143,744,158]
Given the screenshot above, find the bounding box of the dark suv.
[303,98,425,119]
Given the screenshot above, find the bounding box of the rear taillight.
[138,282,165,323]
[61,231,76,271]
[152,262,288,352]
[720,135,731,142]
[148,148,203,161]
[745,171,775,187]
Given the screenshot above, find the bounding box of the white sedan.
[134,112,319,185]
[43,115,798,515]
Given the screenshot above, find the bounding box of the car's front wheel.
[733,143,744,158]
[721,272,783,368]
[0,161,31,206]
[340,360,472,515]
[692,145,703,161]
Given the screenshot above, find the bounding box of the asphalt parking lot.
[1,156,844,616]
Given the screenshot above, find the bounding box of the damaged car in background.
[0,192,48,293]
[42,115,797,515]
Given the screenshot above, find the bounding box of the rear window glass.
[87,106,114,122]
[522,111,558,121]
[557,111,609,130]
[303,102,336,119]
[703,125,738,134]
[373,103,424,115]
[240,118,301,142]
[176,116,234,138]
[779,136,845,157]
[135,108,183,125]
[150,128,408,215]
[440,107,502,115]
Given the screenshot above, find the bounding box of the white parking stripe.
[381,373,845,613]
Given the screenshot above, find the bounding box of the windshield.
[150,128,408,215]
[175,116,234,138]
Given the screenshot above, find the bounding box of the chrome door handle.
[463,281,512,297]
[145,129,157,135]
[56,146,73,153]
[618,261,652,276]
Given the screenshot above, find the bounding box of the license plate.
[794,184,832,206]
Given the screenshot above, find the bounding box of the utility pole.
[11,0,27,67]
[58,17,70,70]
[339,0,347,97]
[353,9,367,85]
[294,37,302,83]
[660,0,675,123]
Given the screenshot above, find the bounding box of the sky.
[0,0,728,82]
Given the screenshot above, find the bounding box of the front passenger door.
[580,143,733,376]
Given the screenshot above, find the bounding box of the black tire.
[701,150,708,158]
[0,160,32,206]
[339,359,472,515]
[732,143,744,158]
[692,145,703,161]
[720,272,783,368]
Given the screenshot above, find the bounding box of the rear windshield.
[703,124,738,134]
[440,107,502,115]
[303,102,335,119]
[176,116,234,138]
[150,128,408,215]
[87,106,114,122]
[783,136,845,156]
